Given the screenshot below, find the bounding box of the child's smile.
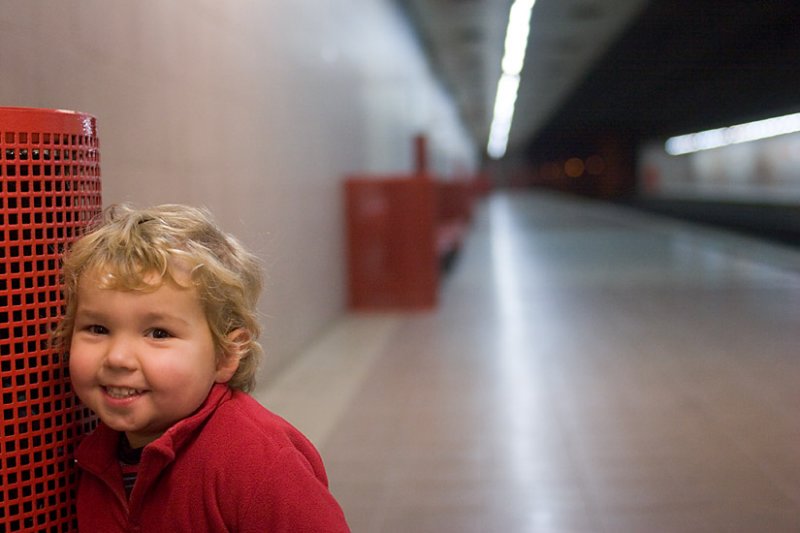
[105,386,145,399]
[69,270,234,448]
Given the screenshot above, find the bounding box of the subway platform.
[256,190,800,533]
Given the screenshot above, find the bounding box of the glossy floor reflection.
[256,190,800,532]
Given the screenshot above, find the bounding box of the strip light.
[487,0,536,159]
[665,112,800,155]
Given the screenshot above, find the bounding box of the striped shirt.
[117,435,143,499]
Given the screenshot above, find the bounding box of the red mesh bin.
[0,107,101,532]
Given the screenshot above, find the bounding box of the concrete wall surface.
[0,0,477,382]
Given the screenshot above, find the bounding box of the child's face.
[69,270,234,448]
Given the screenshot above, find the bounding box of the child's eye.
[147,328,173,340]
[86,325,109,335]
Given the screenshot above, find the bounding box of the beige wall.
[0,0,477,384]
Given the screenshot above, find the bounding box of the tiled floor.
[255,190,800,532]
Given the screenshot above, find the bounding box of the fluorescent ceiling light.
[487,0,536,159]
[487,74,520,158]
[665,111,800,155]
[502,1,534,75]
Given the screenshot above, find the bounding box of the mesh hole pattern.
[1,108,101,533]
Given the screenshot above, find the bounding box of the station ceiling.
[398,0,800,161]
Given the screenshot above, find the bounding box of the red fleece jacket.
[74,384,350,532]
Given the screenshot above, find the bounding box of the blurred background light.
[487,0,536,160]
[665,111,800,155]
[564,157,585,178]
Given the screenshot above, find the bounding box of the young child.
[52,204,350,532]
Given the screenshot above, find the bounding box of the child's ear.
[214,328,248,383]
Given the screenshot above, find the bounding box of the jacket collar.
[75,383,232,473]
[144,383,231,461]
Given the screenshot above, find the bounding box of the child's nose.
[103,336,139,371]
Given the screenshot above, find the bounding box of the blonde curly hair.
[52,204,263,392]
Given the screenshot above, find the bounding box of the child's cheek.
[68,344,94,400]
